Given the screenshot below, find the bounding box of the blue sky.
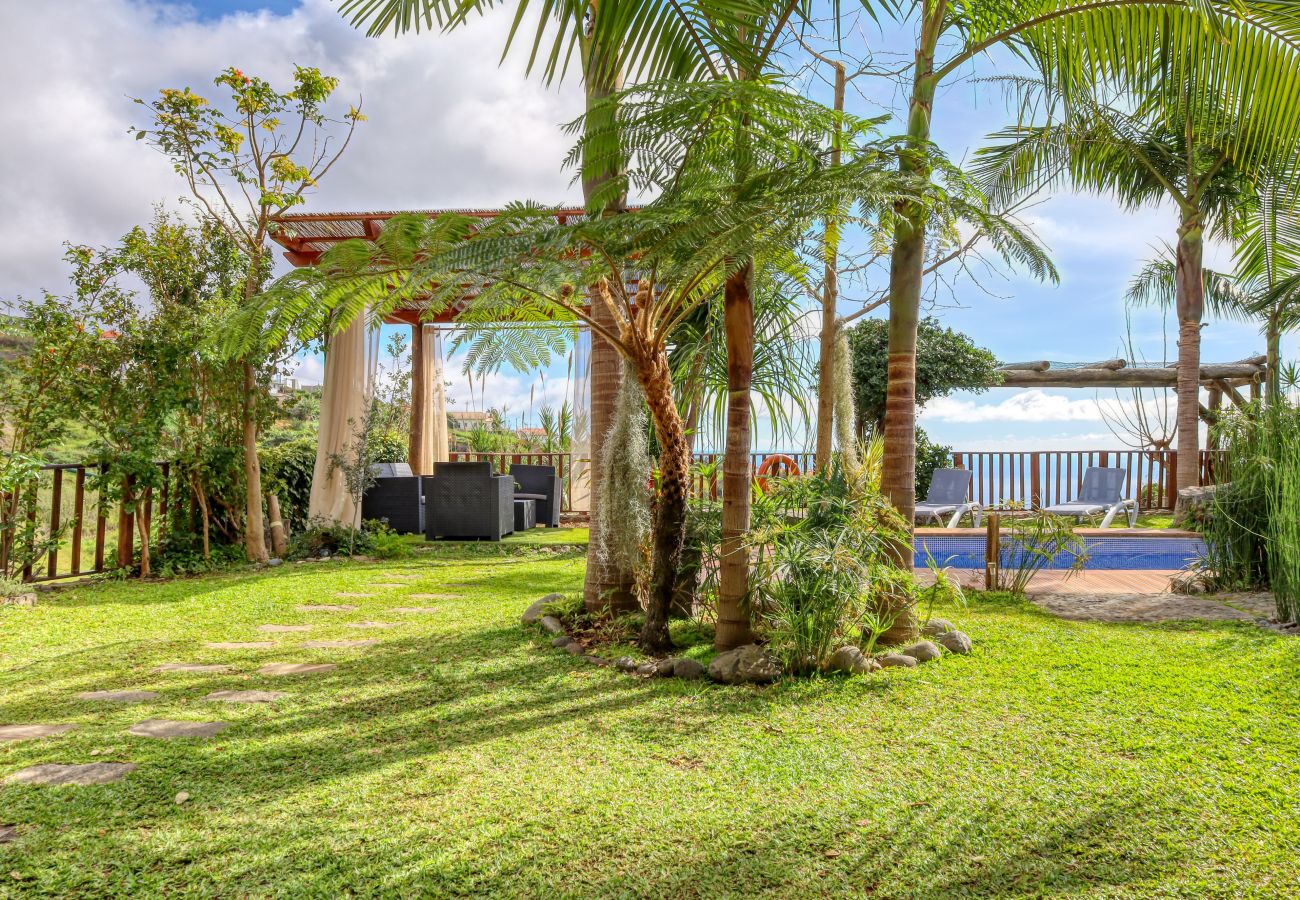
[2,0,1278,453]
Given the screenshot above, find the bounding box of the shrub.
[286,517,375,560]
[261,437,317,532]
[990,512,1086,595]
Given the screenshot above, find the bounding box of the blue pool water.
[913,535,1204,570]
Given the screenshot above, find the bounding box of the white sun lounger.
[1042,466,1138,528]
[915,469,982,528]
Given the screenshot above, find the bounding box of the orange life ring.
[755,454,801,492]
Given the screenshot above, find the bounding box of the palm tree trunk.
[814,62,846,474]
[580,14,637,615]
[716,262,755,650]
[1266,315,1282,404]
[636,350,690,652]
[1174,207,1205,504]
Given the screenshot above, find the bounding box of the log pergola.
[269,207,595,525]
[995,355,1269,424]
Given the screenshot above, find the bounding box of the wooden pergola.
[269,207,596,525]
[995,355,1269,425]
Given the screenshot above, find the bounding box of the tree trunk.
[242,359,268,563]
[135,498,151,579]
[635,350,691,653]
[876,4,944,645]
[1174,208,1205,504]
[580,16,637,615]
[814,62,846,474]
[267,493,288,558]
[716,262,755,651]
[1266,317,1282,404]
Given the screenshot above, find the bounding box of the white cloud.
[0,0,582,302]
[289,353,325,385]
[920,389,1125,424]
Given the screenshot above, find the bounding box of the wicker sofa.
[509,464,563,528]
[361,463,424,535]
[425,461,515,541]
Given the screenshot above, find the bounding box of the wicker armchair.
[425,462,515,541]
[509,464,563,527]
[362,463,424,535]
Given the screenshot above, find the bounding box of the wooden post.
[47,468,63,578]
[70,468,85,576]
[984,512,1001,591]
[116,475,135,570]
[1029,452,1042,508]
[267,494,289,559]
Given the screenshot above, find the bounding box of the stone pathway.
[333,593,374,599]
[300,639,377,649]
[0,825,17,843]
[0,724,76,741]
[298,604,358,612]
[128,719,228,739]
[344,621,397,629]
[391,606,439,614]
[5,763,137,785]
[257,624,312,633]
[203,690,286,704]
[367,583,408,589]
[77,690,159,703]
[258,662,337,676]
[204,641,275,650]
[155,663,233,674]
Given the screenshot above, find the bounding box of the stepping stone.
[77,690,160,703]
[0,825,17,843]
[392,607,439,614]
[300,639,378,649]
[259,662,337,676]
[344,621,398,629]
[155,663,234,674]
[4,763,137,786]
[409,593,458,600]
[333,593,375,599]
[204,641,275,650]
[203,690,286,704]
[368,583,408,589]
[257,624,313,633]
[298,604,358,612]
[128,719,228,739]
[0,724,76,742]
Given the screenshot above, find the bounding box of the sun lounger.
[1042,466,1138,528]
[915,468,982,528]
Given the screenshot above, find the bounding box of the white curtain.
[569,326,592,512]
[430,329,450,464]
[308,315,370,527]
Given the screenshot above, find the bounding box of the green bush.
[286,518,375,560]
[915,428,952,500]
[261,437,318,531]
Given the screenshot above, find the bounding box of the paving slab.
[4,763,137,786]
[344,621,398,629]
[257,624,313,633]
[155,663,234,674]
[408,593,458,600]
[203,690,287,704]
[77,691,160,703]
[298,604,358,612]
[204,641,275,650]
[0,724,77,742]
[367,583,408,589]
[259,662,338,676]
[391,606,439,614]
[1030,592,1262,624]
[300,639,378,649]
[128,719,229,739]
[333,593,375,599]
[0,825,17,843]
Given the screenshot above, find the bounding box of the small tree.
[328,399,382,556]
[133,66,363,563]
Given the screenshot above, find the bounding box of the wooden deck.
[916,568,1178,595]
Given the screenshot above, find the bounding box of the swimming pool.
[913,535,1204,570]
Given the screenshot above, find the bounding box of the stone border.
[521,595,973,685]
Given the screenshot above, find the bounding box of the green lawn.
[1,544,1297,898]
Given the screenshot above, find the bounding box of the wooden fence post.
[984,513,1001,592]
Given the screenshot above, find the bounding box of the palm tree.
[973,79,1300,501]
[876,0,1300,551]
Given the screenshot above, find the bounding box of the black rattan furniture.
[513,498,536,532]
[425,461,515,541]
[509,464,563,527]
[362,463,424,534]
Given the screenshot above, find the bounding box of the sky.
[0,0,1277,453]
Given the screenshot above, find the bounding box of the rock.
[299,639,378,649]
[584,655,612,668]
[174,791,190,805]
[935,631,973,654]
[563,641,584,656]
[653,658,678,677]
[4,763,137,786]
[0,724,76,742]
[538,615,565,635]
[128,719,228,739]
[668,658,706,679]
[635,662,659,677]
[827,645,875,675]
[1174,483,1220,525]
[877,653,918,669]
[550,635,571,647]
[258,662,337,676]
[902,641,942,663]
[203,690,286,703]
[0,826,17,843]
[1,593,37,607]
[522,594,564,625]
[614,657,639,673]
[77,690,160,703]
[921,618,957,637]
[707,645,782,685]
[267,558,283,568]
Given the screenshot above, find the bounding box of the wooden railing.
[448,451,576,512]
[2,462,172,584]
